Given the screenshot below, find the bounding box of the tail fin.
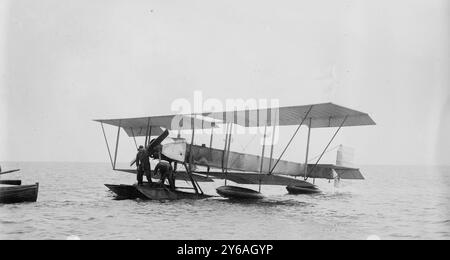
[336,145,355,168]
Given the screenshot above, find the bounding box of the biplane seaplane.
[95,102,375,201]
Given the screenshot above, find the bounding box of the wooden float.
[104,184,147,200]
[216,186,264,200]
[105,182,211,200]
[286,182,321,194]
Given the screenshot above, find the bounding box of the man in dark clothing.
[136,145,152,185]
[155,161,175,190]
[148,143,176,190]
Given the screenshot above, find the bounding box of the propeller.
[148,129,169,151]
[130,129,170,167]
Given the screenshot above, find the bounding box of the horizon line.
[1,160,449,167]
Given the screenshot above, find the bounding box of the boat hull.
[0,183,39,204]
[216,186,264,200]
[0,180,21,185]
[105,183,211,200]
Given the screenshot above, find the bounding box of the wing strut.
[221,123,231,186]
[100,123,114,169]
[269,105,313,174]
[268,113,278,172]
[303,118,312,179]
[306,115,348,180]
[188,117,195,171]
[182,163,200,195]
[147,126,153,147]
[187,117,203,195]
[130,127,138,150]
[225,123,233,171]
[144,117,150,147]
[224,123,233,186]
[209,127,214,148]
[206,127,214,174]
[113,120,122,170]
[258,125,267,192]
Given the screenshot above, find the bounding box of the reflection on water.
[0,162,449,239]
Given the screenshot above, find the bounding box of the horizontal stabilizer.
[305,164,364,180]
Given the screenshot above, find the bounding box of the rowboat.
[0,180,21,185]
[216,186,264,200]
[0,183,39,204]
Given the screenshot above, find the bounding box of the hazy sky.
[0,0,449,165]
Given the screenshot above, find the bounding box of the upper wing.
[201,102,375,128]
[94,114,217,137]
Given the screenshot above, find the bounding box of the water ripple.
[0,162,449,239]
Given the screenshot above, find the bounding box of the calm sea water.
[0,162,449,240]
